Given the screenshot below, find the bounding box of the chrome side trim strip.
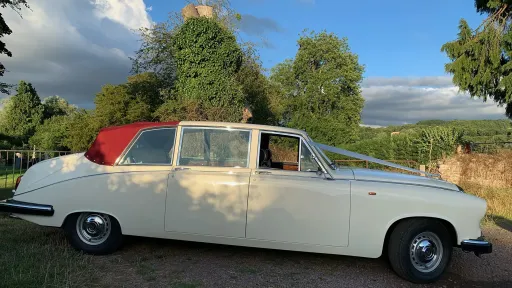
[353,179,459,192]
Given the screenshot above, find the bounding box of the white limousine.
[0,121,492,283]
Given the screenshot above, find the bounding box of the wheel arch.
[382,216,458,255]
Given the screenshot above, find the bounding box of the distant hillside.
[359,119,512,143]
[336,119,512,165]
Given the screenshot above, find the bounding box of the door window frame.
[115,126,178,166]
[176,126,253,168]
[256,130,327,174]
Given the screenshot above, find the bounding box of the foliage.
[0,80,43,143]
[0,0,30,94]
[94,72,163,127]
[29,115,70,150]
[165,17,245,122]
[235,43,276,124]
[441,0,512,118]
[62,109,98,152]
[131,22,176,92]
[270,31,365,146]
[42,96,77,118]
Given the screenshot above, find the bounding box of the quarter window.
[118,128,176,165]
[178,128,251,168]
[300,141,321,172]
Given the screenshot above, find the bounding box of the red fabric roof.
[85,121,180,166]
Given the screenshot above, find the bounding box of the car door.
[165,126,252,238]
[246,132,351,247]
[113,127,177,236]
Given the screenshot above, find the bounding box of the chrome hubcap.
[410,231,443,273]
[76,213,111,245]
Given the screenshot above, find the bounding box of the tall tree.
[270,31,365,145]
[0,0,30,94]
[42,96,77,119]
[63,109,98,152]
[29,115,70,151]
[155,17,245,122]
[94,72,164,127]
[0,80,43,143]
[442,0,512,118]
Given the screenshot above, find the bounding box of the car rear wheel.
[63,212,123,255]
[387,218,453,284]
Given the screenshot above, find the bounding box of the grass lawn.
[0,187,13,200]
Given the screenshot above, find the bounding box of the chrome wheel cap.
[410,231,443,273]
[76,213,111,245]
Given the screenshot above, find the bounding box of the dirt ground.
[85,225,511,288]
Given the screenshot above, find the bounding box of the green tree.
[271,31,365,145]
[62,109,99,152]
[235,43,276,124]
[157,17,245,122]
[94,72,163,127]
[29,115,70,150]
[0,80,43,143]
[42,96,77,119]
[0,0,30,94]
[441,0,512,118]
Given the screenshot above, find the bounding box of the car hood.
[332,167,460,192]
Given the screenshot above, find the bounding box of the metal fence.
[0,150,75,188]
[469,142,512,154]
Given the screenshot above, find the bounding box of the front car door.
[247,131,351,247]
[165,126,252,238]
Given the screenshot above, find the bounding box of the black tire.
[387,218,453,284]
[63,212,123,255]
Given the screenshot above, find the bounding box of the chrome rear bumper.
[0,199,54,216]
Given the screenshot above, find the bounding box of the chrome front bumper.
[461,238,492,256]
[0,199,54,216]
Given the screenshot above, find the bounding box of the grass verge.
[459,181,512,225]
[0,214,98,287]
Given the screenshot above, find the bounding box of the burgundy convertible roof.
[85,121,180,166]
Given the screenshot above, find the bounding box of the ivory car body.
[0,121,492,283]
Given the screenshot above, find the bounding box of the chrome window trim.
[256,130,328,175]
[115,127,178,166]
[177,126,252,168]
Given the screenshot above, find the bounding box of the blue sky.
[1,0,506,126]
[145,0,486,77]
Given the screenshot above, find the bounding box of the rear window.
[118,128,177,165]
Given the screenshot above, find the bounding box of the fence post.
[365,160,368,169]
[419,165,426,177]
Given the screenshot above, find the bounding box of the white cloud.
[0,0,152,106]
[361,79,508,126]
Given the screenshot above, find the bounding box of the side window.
[300,141,321,172]
[178,128,251,168]
[119,128,176,165]
[258,133,300,171]
[258,132,321,173]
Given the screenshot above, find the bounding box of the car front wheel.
[63,212,123,255]
[387,218,453,284]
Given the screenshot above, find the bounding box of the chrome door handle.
[255,171,271,175]
[174,167,190,171]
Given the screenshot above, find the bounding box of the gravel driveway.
[89,225,511,288]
